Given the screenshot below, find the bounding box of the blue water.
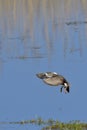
[0,0,87,130]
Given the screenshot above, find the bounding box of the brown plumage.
[36,72,70,93]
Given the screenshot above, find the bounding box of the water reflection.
[66,21,87,26]
[0,0,87,61]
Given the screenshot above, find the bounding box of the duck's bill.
[66,87,69,93]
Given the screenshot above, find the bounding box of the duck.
[36,72,70,93]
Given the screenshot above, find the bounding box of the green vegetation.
[42,120,87,130]
[0,118,87,130]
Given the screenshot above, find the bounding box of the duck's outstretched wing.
[36,73,46,79]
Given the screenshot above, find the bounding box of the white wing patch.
[53,72,58,75]
[45,73,52,77]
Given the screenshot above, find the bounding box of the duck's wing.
[36,72,58,79]
[36,73,46,79]
[43,76,64,86]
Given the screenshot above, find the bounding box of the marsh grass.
[0,118,87,130]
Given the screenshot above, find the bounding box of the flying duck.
[36,72,70,93]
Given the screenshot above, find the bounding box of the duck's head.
[60,80,70,93]
[63,81,70,93]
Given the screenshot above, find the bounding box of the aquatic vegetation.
[0,118,87,130]
[42,121,87,130]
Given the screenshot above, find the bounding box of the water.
[0,0,87,130]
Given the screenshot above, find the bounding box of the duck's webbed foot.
[60,86,63,92]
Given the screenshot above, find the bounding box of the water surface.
[0,0,87,130]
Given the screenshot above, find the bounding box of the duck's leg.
[60,86,63,92]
